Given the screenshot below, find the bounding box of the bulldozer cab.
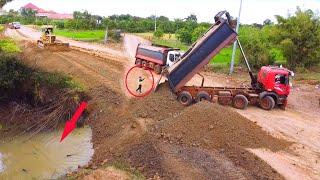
[37,25,69,50]
[41,25,54,35]
[40,26,56,43]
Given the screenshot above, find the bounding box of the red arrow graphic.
[60,101,88,142]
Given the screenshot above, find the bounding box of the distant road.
[123,33,151,60]
[5,25,153,62]
[6,25,126,58]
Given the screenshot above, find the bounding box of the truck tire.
[260,96,275,110]
[135,59,142,66]
[218,91,232,106]
[142,60,147,67]
[154,64,162,74]
[233,95,249,110]
[178,91,193,106]
[195,91,211,102]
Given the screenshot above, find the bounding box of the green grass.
[55,29,106,42]
[34,71,86,92]
[0,39,21,54]
[0,25,4,33]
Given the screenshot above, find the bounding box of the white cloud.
[3,0,320,24]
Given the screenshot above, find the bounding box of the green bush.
[238,26,275,69]
[275,8,320,69]
[191,26,208,42]
[0,55,31,91]
[153,29,164,38]
[176,28,192,44]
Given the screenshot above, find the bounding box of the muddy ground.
[3,27,320,179]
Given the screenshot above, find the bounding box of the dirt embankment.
[12,41,291,179]
[85,83,290,179]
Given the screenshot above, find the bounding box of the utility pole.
[229,0,243,75]
[154,12,157,32]
[104,26,108,44]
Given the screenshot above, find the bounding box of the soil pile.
[129,82,185,121]
[155,101,290,151]
[151,101,291,179]
[87,82,290,179]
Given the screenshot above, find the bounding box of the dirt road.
[5,28,320,179]
[123,33,151,59]
[9,26,126,59]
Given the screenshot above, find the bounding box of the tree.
[263,19,273,26]
[0,0,13,8]
[153,29,164,38]
[191,26,207,42]
[158,16,169,22]
[186,14,197,23]
[20,8,36,24]
[176,28,192,44]
[239,26,275,69]
[275,8,320,69]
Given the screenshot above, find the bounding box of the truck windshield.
[169,54,175,62]
[175,54,180,60]
[275,74,289,85]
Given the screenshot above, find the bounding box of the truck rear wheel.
[142,60,147,67]
[195,91,211,102]
[178,91,193,106]
[154,65,162,74]
[260,96,275,110]
[135,59,142,66]
[218,91,232,106]
[233,95,249,110]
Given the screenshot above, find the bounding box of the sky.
[3,0,320,24]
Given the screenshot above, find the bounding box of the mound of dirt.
[155,101,289,151]
[152,101,290,179]
[129,82,184,121]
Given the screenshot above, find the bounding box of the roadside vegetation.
[0,24,85,102]
[1,5,319,80]
[0,27,87,137]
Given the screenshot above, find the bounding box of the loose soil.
[5,29,320,179]
[15,43,289,179]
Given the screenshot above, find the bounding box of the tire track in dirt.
[53,52,123,93]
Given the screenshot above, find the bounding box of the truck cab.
[258,66,292,96]
[167,50,182,67]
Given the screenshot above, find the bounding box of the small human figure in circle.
[136,76,145,94]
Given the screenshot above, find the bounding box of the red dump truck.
[135,44,183,74]
[157,11,293,110]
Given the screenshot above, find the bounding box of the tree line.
[0,7,319,70]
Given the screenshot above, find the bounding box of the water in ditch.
[0,126,93,179]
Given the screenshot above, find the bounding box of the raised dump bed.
[167,19,237,92]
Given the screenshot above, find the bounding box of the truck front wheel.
[260,96,275,110]
[233,95,249,110]
[154,64,162,74]
[178,91,193,106]
[195,91,211,102]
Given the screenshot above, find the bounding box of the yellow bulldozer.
[37,25,69,51]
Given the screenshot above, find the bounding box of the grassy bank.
[0,39,21,54]
[0,35,87,137]
[55,29,105,42]
[0,35,85,101]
